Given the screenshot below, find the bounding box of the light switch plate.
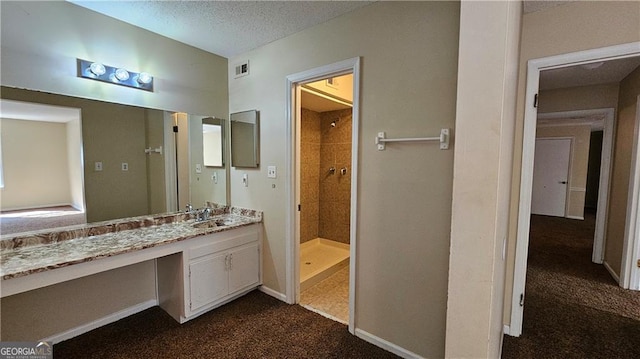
[242,173,248,187]
[195,164,202,173]
[121,162,129,171]
[267,166,277,178]
[95,162,103,171]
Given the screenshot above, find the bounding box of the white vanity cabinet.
[157,223,261,323]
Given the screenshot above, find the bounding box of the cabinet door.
[189,252,228,312]
[228,243,260,293]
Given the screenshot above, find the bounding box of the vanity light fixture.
[77,59,154,92]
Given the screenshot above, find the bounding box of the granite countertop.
[0,207,262,281]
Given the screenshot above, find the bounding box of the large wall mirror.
[0,87,230,237]
[231,110,260,168]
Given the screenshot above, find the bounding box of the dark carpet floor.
[502,212,640,358]
[54,290,399,359]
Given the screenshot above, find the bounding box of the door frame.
[509,42,640,337]
[284,57,361,333]
[531,136,573,218]
[621,96,640,290]
[537,108,615,263]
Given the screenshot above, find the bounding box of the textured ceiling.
[68,1,374,59]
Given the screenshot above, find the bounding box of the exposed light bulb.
[137,72,152,84]
[89,62,106,76]
[114,68,130,81]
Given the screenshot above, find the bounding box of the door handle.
[559,181,567,184]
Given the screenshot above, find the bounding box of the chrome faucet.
[185,203,194,213]
[196,207,212,222]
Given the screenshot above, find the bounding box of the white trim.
[41,299,157,344]
[510,42,640,337]
[285,57,361,334]
[354,328,425,359]
[503,324,511,336]
[300,304,347,325]
[621,96,640,290]
[604,260,621,284]
[566,215,585,221]
[258,285,287,302]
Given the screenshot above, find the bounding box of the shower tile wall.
[300,108,352,245]
[300,109,321,243]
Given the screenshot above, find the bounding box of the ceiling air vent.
[234,60,249,79]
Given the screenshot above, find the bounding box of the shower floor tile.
[300,266,349,324]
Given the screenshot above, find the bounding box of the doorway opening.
[509,42,640,337]
[285,57,360,332]
[298,74,354,324]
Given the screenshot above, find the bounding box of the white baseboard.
[41,299,157,344]
[259,285,287,302]
[503,324,511,336]
[603,261,620,284]
[566,215,585,220]
[354,328,425,359]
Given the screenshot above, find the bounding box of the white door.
[189,252,228,312]
[228,243,260,293]
[531,138,571,217]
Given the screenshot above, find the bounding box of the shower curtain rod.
[375,128,450,150]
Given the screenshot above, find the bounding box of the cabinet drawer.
[189,229,258,260]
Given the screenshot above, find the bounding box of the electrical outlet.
[95,162,103,172]
[121,162,129,171]
[267,166,277,178]
[195,164,202,173]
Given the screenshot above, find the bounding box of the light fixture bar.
[77,59,154,92]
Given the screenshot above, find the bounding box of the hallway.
[502,213,640,358]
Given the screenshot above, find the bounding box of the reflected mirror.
[231,110,260,168]
[0,87,230,236]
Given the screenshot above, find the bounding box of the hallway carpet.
[54,290,398,359]
[502,213,640,358]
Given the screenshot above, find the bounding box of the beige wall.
[0,1,228,343]
[0,262,155,341]
[67,118,85,211]
[538,83,620,114]
[0,1,228,116]
[145,110,167,215]
[446,1,521,357]
[536,124,592,219]
[0,119,72,210]
[229,2,459,356]
[605,65,640,277]
[504,1,640,325]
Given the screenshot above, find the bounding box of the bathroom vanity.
[157,224,260,322]
[0,207,262,326]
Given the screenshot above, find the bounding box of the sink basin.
[191,218,234,229]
